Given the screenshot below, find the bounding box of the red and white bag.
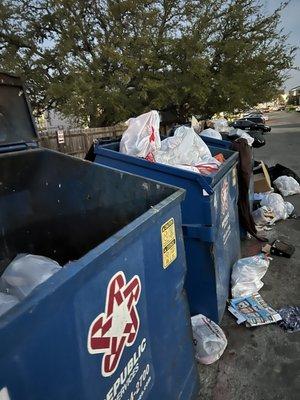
[191,314,227,365]
[120,110,161,160]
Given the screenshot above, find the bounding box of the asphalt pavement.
[197,111,300,400]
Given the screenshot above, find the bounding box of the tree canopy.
[0,0,296,126]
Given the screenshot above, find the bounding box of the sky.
[266,0,300,90]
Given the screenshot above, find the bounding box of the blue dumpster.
[201,135,254,237]
[0,73,199,399]
[94,141,241,322]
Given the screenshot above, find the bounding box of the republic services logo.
[87,271,141,377]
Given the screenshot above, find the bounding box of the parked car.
[295,106,300,112]
[244,113,268,122]
[232,119,271,133]
[244,116,266,124]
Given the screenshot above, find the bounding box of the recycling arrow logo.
[87,271,141,377]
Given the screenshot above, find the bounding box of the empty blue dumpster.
[94,141,241,322]
[0,73,199,400]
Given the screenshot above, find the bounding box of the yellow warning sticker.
[161,218,177,269]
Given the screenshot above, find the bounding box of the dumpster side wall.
[0,151,199,400]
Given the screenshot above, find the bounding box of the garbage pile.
[120,110,225,175]
[194,116,265,148]
[227,243,298,330]
[227,253,280,326]
[252,161,300,231]
[0,254,61,317]
[226,157,300,330]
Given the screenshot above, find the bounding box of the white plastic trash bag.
[0,254,61,300]
[191,314,227,365]
[155,126,219,167]
[274,176,300,197]
[0,293,19,317]
[260,193,294,222]
[231,254,269,298]
[228,128,254,146]
[252,206,276,226]
[212,118,229,133]
[285,201,294,216]
[200,128,222,140]
[120,110,161,160]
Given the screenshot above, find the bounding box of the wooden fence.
[38,125,125,158]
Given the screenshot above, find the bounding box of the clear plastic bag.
[191,314,227,365]
[120,110,161,159]
[0,292,19,317]
[0,254,61,300]
[274,176,300,197]
[252,206,276,226]
[260,193,294,222]
[200,128,222,140]
[231,254,269,298]
[212,118,229,133]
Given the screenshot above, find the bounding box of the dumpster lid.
[0,72,38,148]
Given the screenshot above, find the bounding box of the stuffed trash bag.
[260,193,294,222]
[231,254,269,298]
[155,126,219,167]
[212,118,229,133]
[0,254,61,300]
[273,176,300,197]
[191,314,227,365]
[120,110,161,160]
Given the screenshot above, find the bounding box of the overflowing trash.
[120,112,223,175]
[268,163,300,185]
[212,118,230,133]
[228,128,254,146]
[120,110,161,160]
[277,306,300,333]
[246,131,266,148]
[191,314,227,364]
[231,254,269,298]
[155,126,219,167]
[228,293,282,327]
[260,193,294,222]
[0,254,61,301]
[252,206,276,226]
[200,127,222,140]
[273,176,300,197]
[0,292,19,317]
